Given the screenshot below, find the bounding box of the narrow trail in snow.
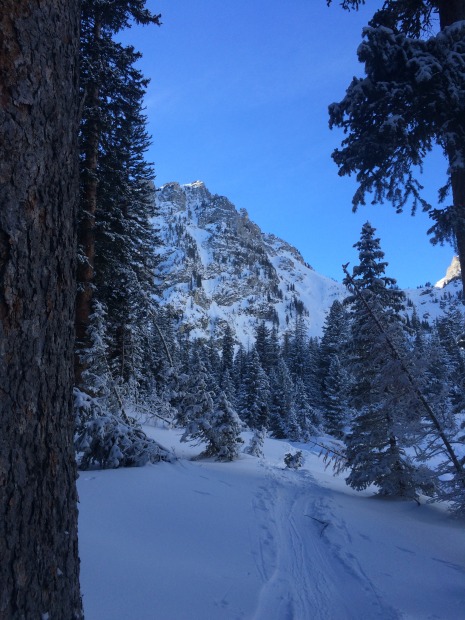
[251,464,402,620]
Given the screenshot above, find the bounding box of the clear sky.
[120,0,454,288]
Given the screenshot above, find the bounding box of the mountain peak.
[154,181,344,344]
[435,256,461,288]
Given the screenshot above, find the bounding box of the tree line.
[136,222,465,515]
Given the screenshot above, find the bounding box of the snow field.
[78,428,465,619]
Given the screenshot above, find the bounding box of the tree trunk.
[439,0,465,29]
[0,2,83,618]
[450,172,465,297]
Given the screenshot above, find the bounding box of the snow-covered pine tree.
[78,300,115,404]
[284,315,309,383]
[76,0,161,388]
[254,321,273,372]
[205,335,222,391]
[237,349,271,430]
[139,307,179,403]
[344,222,424,497]
[179,354,242,461]
[321,354,352,438]
[268,325,282,372]
[221,323,235,374]
[268,358,296,439]
[90,39,160,397]
[220,368,237,409]
[420,328,455,431]
[319,300,350,377]
[74,301,170,469]
[209,392,244,461]
[306,336,324,411]
[410,323,464,508]
[293,377,321,440]
[244,427,267,458]
[434,305,465,416]
[329,0,465,293]
[319,299,352,436]
[177,350,214,431]
[233,343,247,392]
[345,403,424,497]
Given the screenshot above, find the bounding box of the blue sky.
[121,0,453,288]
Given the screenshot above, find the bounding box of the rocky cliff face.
[435,256,461,288]
[153,181,463,344]
[153,181,344,344]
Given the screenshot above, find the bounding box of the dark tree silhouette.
[0,1,83,617]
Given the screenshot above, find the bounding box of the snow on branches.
[329,22,465,216]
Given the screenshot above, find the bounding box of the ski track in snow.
[79,429,465,620]
[249,464,401,620]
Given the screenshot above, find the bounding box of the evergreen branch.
[309,439,348,475]
[131,277,174,368]
[342,263,465,490]
[131,403,173,426]
[309,439,346,460]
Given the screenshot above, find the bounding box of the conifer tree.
[90,41,159,394]
[322,354,352,438]
[233,343,247,392]
[294,378,321,439]
[434,306,465,415]
[221,323,235,374]
[344,222,423,497]
[306,336,323,409]
[329,0,465,293]
[268,358,295,439]
[421,328,455,429]
[345,403,423,497]
[209,392,244,461]
[205,336,222,390]
[268,324,282,371]
[180,351,215,450]
[244,427,266,458]
[285,315,309,382]
[74,302,170,469]
[319,299,350,388]
[220,368,237,409]
[76,0,161,390]
[237,349,271,429]
[255,321,272,372]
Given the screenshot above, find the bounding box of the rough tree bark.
[438,0,465,29]
[0,1,83,618]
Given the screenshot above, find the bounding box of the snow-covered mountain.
[154,181,344,344]
[154,181,462,343]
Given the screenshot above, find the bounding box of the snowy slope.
[78,427,465,619]
[406,277,463,324]
[154,182,463,345]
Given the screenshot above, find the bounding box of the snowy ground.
[78,428,465,619]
